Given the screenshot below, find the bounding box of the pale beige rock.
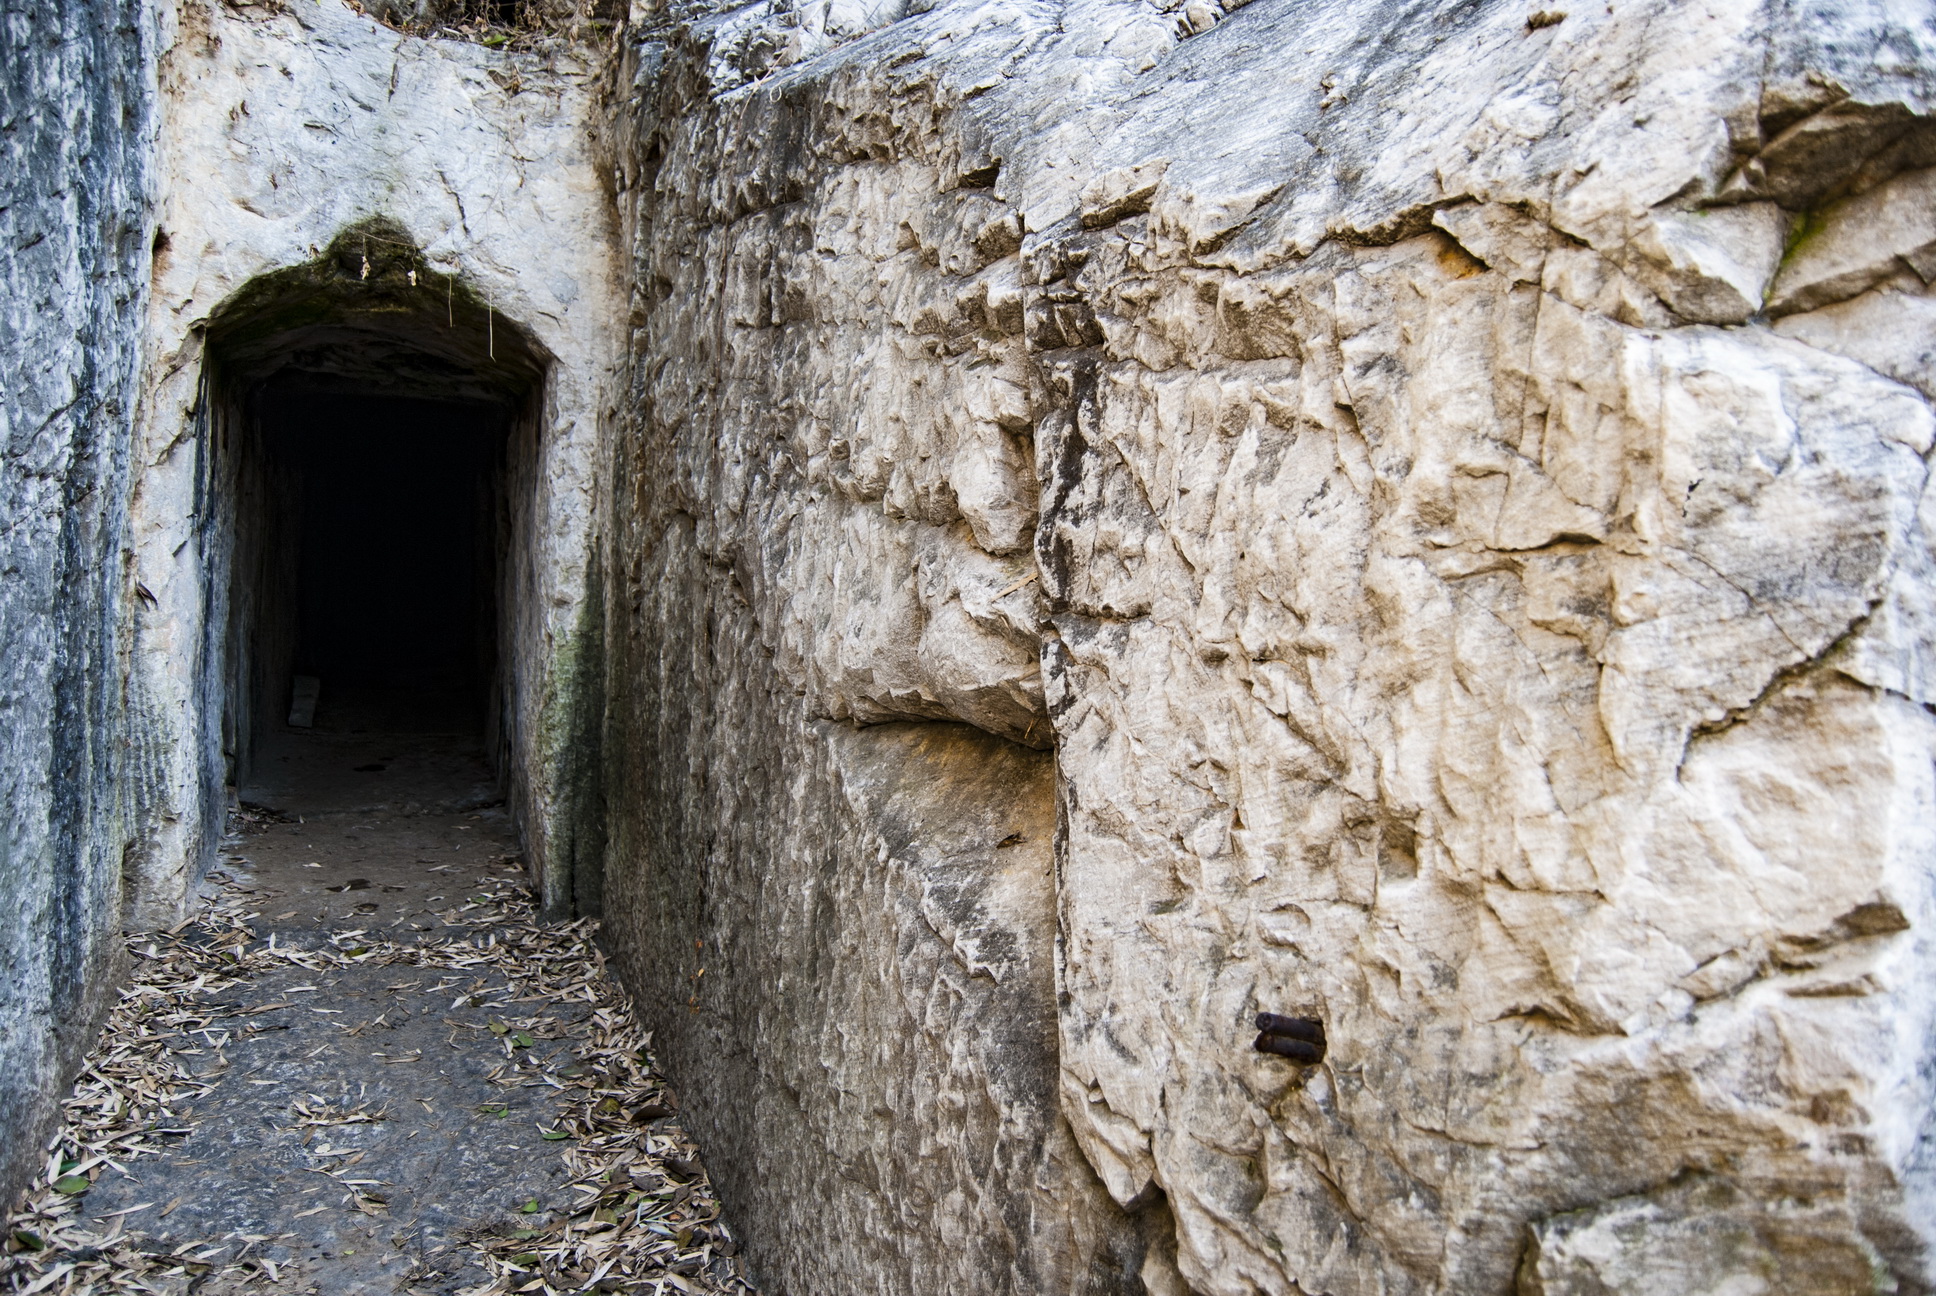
[1626,202,1791,323]
[599,0,1936,1293]
[1518,1176,1898,1296]
[1775,285,1936,400]
[1770,166,1936,315]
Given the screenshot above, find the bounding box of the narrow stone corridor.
[11,0,1936,1290]
[1,733,753,1296]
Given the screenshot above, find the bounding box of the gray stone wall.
[0,0,154,1206]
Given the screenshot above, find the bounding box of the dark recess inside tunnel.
[271,388,503,734]
[198,221,550,801]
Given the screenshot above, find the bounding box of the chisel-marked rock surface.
[605,0,1936,1292]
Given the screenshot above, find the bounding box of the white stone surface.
[127,0,622,918]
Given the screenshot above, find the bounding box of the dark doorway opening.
[222,377,523,819]
[199,221,550,819]
[271,391,503,736]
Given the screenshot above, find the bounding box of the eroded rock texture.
[601,0,1936,1291]
[0,0,152,1203]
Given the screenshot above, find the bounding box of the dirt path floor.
[1,726,754,1296]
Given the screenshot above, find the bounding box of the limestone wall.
[0,0,154,1205]
[600,0,1936,1291]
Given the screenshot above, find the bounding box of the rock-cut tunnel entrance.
[201,223,546,822]
[273,390,499,736]
[229,383,510,817]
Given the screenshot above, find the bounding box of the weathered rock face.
[601,0,1936,1292]
[0,0,153,1204]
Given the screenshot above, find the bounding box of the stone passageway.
[0,194,713,1294]
[0,730,754,1296]
[10,0,1936,1292]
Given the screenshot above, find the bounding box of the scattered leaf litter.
[2,868,757,1296]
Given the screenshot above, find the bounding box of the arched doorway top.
[204,219,550,405]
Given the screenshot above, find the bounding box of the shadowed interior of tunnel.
[273,389,501,734]
[198,222,551,817]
